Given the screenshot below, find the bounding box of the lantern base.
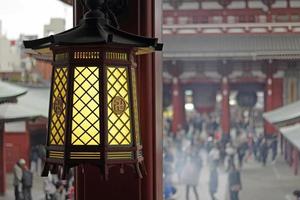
[41,159,145,180]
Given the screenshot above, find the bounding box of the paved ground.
[239,155,300,200]
[0,173,44,200]
[1,155,300,200]
[173,151,228,200]
[173,167,228,200]
[173,153,300,200]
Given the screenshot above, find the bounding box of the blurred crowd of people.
[43,169,74,200]
[13,145,74,200]
[163,112,279,200]
[13,159,32,200]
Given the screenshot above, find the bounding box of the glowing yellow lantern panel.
[107,66,132,146]
[71,66,100,145]
[49,67,68,145]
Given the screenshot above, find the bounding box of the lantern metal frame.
[23,0,162,179]
[42,45,145,179]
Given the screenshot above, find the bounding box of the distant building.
[26,18,67,82]
[44,18,65,36]
[0,36,21,73]
[18,34,38,58]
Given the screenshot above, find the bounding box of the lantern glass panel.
[107,66,132,146]
[49,67,68,145]
[71,66,101,145]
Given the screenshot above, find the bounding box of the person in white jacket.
[44,173,57,200]
[13,159,26,200]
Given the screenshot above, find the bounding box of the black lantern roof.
[23,0,162,56]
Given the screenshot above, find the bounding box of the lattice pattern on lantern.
[71,66,101,145]
[107,66,132,146]
[49,67,68,145]
[131,68,140,145]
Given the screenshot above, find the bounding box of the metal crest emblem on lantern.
[23,0,162,179]
[54,97,63,116]
[112,96,127,115]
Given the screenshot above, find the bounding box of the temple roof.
[263,100,300,127]
[0,87,49,122]
[0,81,27,104]
[280,124,300,151]
[163,34,300,60]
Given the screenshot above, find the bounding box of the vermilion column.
[264,75,274,135]
[264,74,283,135]
[221,77,230,138]
[171,77,185,133]
[0,121,5,196]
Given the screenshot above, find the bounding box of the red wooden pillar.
[280,134,284,155]
[284,138,288,161]
[264,73,283,135]
[171,77,185,133]
[293,148,299,175]
[289,144,293,167]
[221,77,230,137]
[0,121,5,196]
[264,74,274,135]
[75,0,163,200]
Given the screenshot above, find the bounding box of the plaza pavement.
[173,151,228,200]
[1,154,299,200]
[0,173,44,200]
[173,153,300,200]
[239,155,300,200]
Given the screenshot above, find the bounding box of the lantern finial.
[85,0,105,10]
[84,0,119,28]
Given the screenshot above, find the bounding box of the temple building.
[162,0,300,138]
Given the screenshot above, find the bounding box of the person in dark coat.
[228,164,242,200]
[209,166,218,200]
[22,165,33,200]
[237,142,247,168]
[260,139,269,166]
[271,136,278,162]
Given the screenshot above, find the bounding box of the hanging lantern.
[23,0,162,179]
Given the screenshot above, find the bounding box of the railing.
[163,22,300,34]
[163,8,300,34]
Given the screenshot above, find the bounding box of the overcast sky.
[0,0,73,39]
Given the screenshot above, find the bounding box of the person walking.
[225,143,236,171]
[22,165,33,200]
[30,146,38,174]
[209,165,218,200]
[228,164,242,200]
[208,144,220,168]
[260,139,269,166]
[180,144,202,200]
[13,159,26,200]
[237,142,247,168]
[271,136,278,163]
[44,173,57,200]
